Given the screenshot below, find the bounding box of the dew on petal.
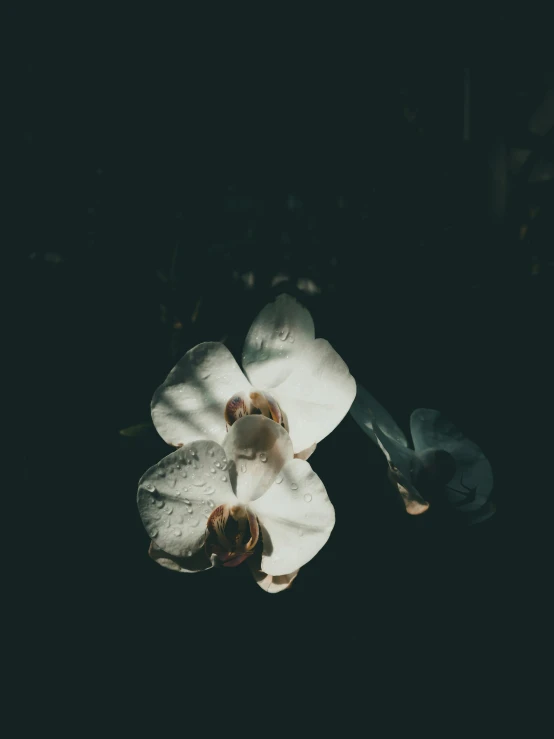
[174,528,182,537]
[215,462,221,468]
[221,475,227,482]
[150,529,159,538]
[155,500,165,509]
[166,506,173,515]
[145,482,155,492]
[291,483,298,491]
[210,467,216,473]
[240,463,247,473]
[304,494,312,502]
[259,453,267,463]
[208,449,215,457]
[275,476,283,484]
[186,550,193,557]
[183,498,191,505]
[208,500,215,508]
[186,507,193,515]
[288,335,295,343]
[168,478,176,488]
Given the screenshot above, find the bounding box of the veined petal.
[249,458,335,576]
[242,294,315,389]
[137,440,236,559]
[248,555,300,593]
[271,339,356,453]
[222,415,294,503]
[350,383,408,448]
[410,409,494,516]
[148,541,214,573]
[151,342,251,447]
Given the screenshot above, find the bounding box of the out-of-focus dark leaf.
[119,422,154,438]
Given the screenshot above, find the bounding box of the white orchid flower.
[350,384,495,524]
[137,415,335,593]
[151,294,356,459]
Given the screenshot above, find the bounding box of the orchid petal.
[410,409,494,516]
[350,383,408,448]
[242,294,315,389]
[248,556,300,593]
[374,420,429,511]
[137,441,236,559]
[249,458,335,576]
[148,541,214,573]
[151,342,251,447]
[222,415,294,503]
[295,443,317,461]
[271,339,356,452]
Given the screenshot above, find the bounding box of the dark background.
[15,8,553,717]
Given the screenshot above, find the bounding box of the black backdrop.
[16,7,553,723]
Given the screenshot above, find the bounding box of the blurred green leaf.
[119,422,153,438]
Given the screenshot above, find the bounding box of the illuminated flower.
[151,294,356,459]
[137,415,335,592]
[350,384,495,524]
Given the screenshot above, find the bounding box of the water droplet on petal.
[186,550,193,557]
[221,475,227,482]
[176,464,181,470]
[208,449,214,457]
[175,490,180,496]
[204,486,215,495]
[145,482,155,492]
[240,463,247,473]
[260,453,267,463]
[215,462,221,468]
[210,467,216,473]
[291,483,298,491]
[304,494,312,502]
[174,528,182,537]
[208,500,215,508]
[288,335,295,343]
[181,471,188,478]
[186,507,193,515]
[150,529,159,538]
[221,460,228,470]
[192,479,206,487]
[168,478,176,488]
[156,500,165,509]
[190,518,200,528]
[166,506,173,515]
[275,476,283,484]
[183,498,191,505]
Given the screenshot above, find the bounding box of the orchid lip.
[224,389,288,431]
[205,503,260,567]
